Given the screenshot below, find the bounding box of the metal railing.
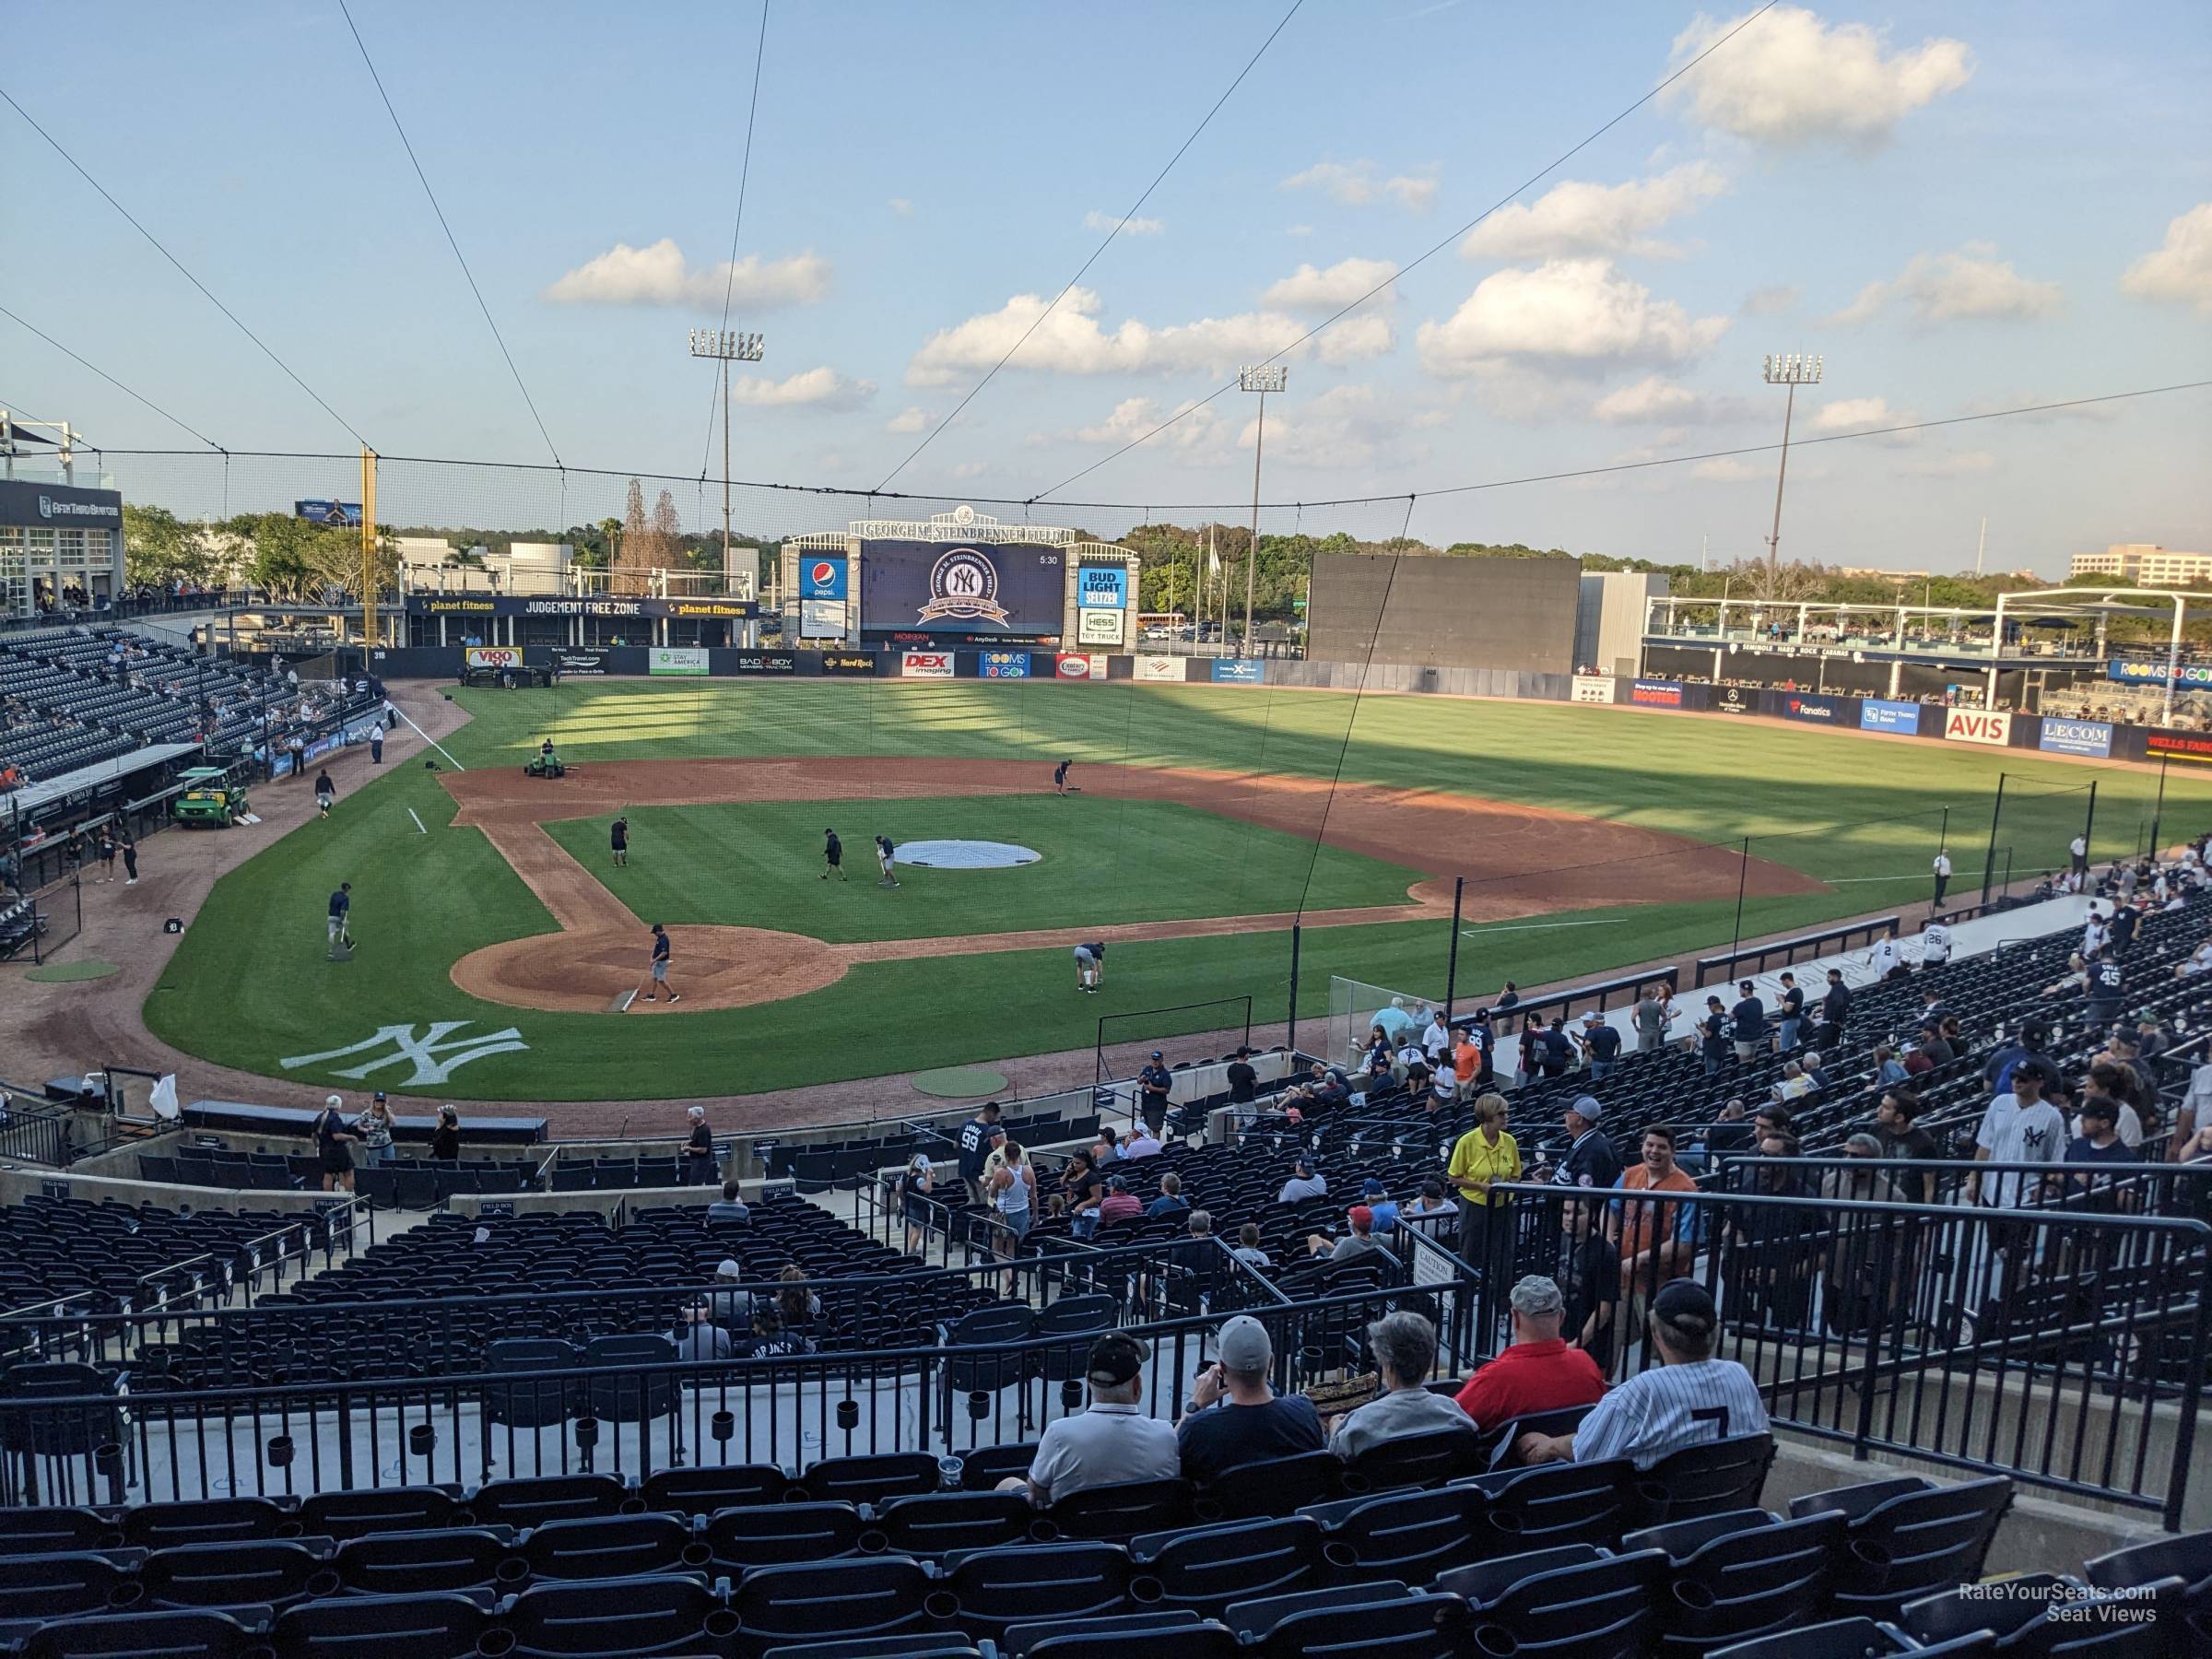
[1695,914,1902,987]
[1488,1181,2209,1528]
[0,1094,77,1166]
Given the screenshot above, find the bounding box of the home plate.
[608,988,637,1013]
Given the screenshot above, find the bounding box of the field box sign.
[800,599,848,639]
[2040,716,2113,758]
[1077,565,1128,607]
[1211,659,1265,684]
[1860,699,1921,733]
[980,651,1031,678]
[1054,653,1106,680]
[2147,727,2212,765]
[1782,693,1843,724]
[1134,654,1186,683]
[800,557,849,601]
[2111,658,2212,687]
[1078,607,1125,646]
[649,648,708,677]
[901,650,956,678]
[1629,678,1681,707]
[1944,708,2012,746]
[1571,675,1616,704]
[464,645,522,671]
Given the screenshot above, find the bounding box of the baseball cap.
[2078,1097,2116,1122]
[371,1091,387,1103]
[1217,1315,1272,1372]
[1571,1094,1605,1123]
[325,1094,343,1109]
[1651,1278,1718,1334]
[1085,1333,1147,1388]
[1151,1051,1164,1060]
[1347,1205,1374,1230]
[1510,1275,1564,1317]
[1361,1178,1386,1197]
[1581,1011,1601,1025]
[716,1259,742,1278]
[987,1124,1007,1141]
[1294,1153,1315,1172]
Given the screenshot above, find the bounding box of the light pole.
[1238,364,1287,651]
[688,329,765,597]
[1759,352,1821,585]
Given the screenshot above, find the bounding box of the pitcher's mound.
[452,924,850,1014]
[896,840,1042,869]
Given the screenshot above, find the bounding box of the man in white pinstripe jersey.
[1512,1278,1767,1471]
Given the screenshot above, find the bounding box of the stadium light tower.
[1238,364,1288,648]
[1759,352,1821,582]
[688,329,766,584]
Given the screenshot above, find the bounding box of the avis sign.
[1944,708,2013,747]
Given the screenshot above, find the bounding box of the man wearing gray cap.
[1004,1333,1179,1506]
[1175,1314,1324,1485]
[1545,1096,1620,1192]
[1452,1275,1607,1430]
[1326,1312,1476,1460]
[1514,1279,1768,1470]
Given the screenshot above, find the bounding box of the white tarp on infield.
[894,840,1042,869]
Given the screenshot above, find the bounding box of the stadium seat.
[943,1303,1037,1394]
[1011,1610,1241,1659]
[1439,1543,1668,1659]
[118,1496,293,1549]
[1228,1582,1467,1659]
[9,1605,269,1658]
[1045,1477,1193,1543]
[1630,1434,1777,1526]
[504,1571,726,1657]
[296,1485,458,1540]
[1622,1506,1847,1656]
[1340,1424,1484,1494]
[1900,1573,2168,1657]
[639,1461,791,1514]
[1467,1456,1639,1548]
[467,1472,629,1529]
[937,1540,1134,1641]
[2084,1528,2212,1602]
[0,1508,114,1557]
[0,1549,143,1618]
[267,1589,496,1659]
[954,1441,1039,1491]
[137,1538,324,1608]
[1701,1616,1990,1657]
[1791,1476,2013,1621]
[522,1512,697,1580]
[867,1489,1036,1555]
[327,1527,525,1596]
[1195,1449,1343,1520]
[482,1337,578,1430]
[731,1554,935,1653]
[1128,1514,1324,1614]
[582,1333,677,1420]
[803,1451,943,1505]
[704,1500,866,1571]
[1300,1482,1490,1582]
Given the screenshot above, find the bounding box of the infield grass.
[147,679,2212,1102]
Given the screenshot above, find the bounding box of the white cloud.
[1259,257,1399,312]
[728,367,877,411]
[885,406,933,435]
[1084,209,1164,235]
[1416,258,1729,379]
[2121,203,2212,317]
[1690,456,1763,482]
[1742,284,1799,315]
[950,462,987,480]
[1594,375,1703,422]
[1462,163,1725,262]
[1832,247,2062,324]
[1899,450,1998,477]
[905,287,1394,386]
[888,198,913,217]
[1233,383,1418,470]
[1065,397,1230,465]
[1810,395,1915,438]
[542,240,831,307]
[1282,159,1437,211]
[1663,6,1973,147]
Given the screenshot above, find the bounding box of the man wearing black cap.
[1277,1155,1327,1206]
[1136,1053,1173,1136]
[1513,1279,1768,1470]
[1002,1332,1179,1506]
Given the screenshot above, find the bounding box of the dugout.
[1306,552,1580,674]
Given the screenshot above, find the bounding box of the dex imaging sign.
[900,651,956,679]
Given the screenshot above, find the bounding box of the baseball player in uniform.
[822,828,847,881]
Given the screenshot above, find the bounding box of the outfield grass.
[540,797,1427,940]
[147,680,2212,1102]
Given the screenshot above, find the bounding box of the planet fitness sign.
[2039,717,2113,759]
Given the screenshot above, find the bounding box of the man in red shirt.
[1453,1275,1607,1430]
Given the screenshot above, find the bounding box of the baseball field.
[145,679,2212,1102]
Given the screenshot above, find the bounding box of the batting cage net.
[1326,976,1444,1073]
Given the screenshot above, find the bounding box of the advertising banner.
[2147,727,2212,765]
[1054,653,1105,680]
[1211,659,1265,684]
[1943,708,2012,747]
[980,651,1032,678]
[649,648,708,677]
[800,557,849,601]
[407,594,753,620]
[2110,658,2212,688]
[551,650,609,676]
[800,599,848,639]
[1077,566,1128,608]
[861,540,1065,635]
[1134,654,1185,683]
[2039,716,2113,758]
[1629,678,1682,707]
[1078,607,1125,646]
[294,499,362,526]
[816,651,877,677]
[1859,699,1921,733]
[1712,686,1752,715]
[463,646,522,670]
[1570,674,1616,704]
[901,650,956,678]
[1782,694,1843,724]
[729,652,796,676]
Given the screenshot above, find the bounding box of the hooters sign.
[1944,708,2012,747]
[900,651,955,678]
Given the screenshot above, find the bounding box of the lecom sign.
[1944,708,2012,746]
[901,652,955,679]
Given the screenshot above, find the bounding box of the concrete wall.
[1577,571,1668,678]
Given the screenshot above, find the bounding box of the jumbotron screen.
[858,540,1065,636]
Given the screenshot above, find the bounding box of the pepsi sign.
[801,557,849,601]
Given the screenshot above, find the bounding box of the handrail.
[1695,914,1901,987]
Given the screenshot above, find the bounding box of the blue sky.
[6,2,2208,571]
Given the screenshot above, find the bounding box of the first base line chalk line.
[407,808,429,835]
[1459,917,1629,937]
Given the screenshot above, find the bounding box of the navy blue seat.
[13,1605,268,1658]
[582,1334,677,1422]
[705,1500,866,1571]
[1195,1450,1342,1521]
[297,1485,458,1540]
[118,1496,292,1549]
[0,1509,113,1558]
[1467,1457,1639,1549]
[1900,1573,2166,1657]
[1300,1483,1488,1583]
[522,1512,697,1580]
[1129,1514,1324,1615]
[1702,1616,1993,1658]
[868,1489,1035,1555]
[955,1441,1039,1491]
[1439,1543,1667,1659]
[0,1549,142,1618]
[1340,1425,1484,1495]
[1046,1478,1192,1543]
[1010,1610,1241,1659]
[939,1541,1134,1640]
[1623,1506,1847,1656]
[639,1461,789,1515]
[1630,1434,1777,1527]
[138,1538,323,1608]
[504,1571,724,1657]
[329,1526,524,1595]
[1790,1476,2012,1622]
[2085,1528,2212,1607]
[803,1452,942,1506]
[732,1555,935,1653]
[268,1589,495,1659]
[482,1338,577,1431]
[468,1472,629,1529]
[1230,1583,1467,1659]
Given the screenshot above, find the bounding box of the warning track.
[441,758,1818,1014]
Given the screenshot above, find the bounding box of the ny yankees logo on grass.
[280,1022,529,1086]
